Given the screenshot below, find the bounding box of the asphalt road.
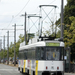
[0,64,75,75]
[0,64,25,75]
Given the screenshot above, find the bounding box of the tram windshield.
[46,47,64,60]
[36,47,64,60]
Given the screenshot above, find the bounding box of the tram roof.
[19,41,64,51]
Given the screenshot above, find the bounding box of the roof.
[19,41,64,51]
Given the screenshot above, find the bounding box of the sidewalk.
[7,63,18,67]
[65,73,75,75]
[5,61,18,67]
[0,63,18,67]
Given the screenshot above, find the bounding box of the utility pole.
[21,12,27,45]
[7,31,9,65]
[21,13,37,45]
[25,12,27,45]
[61,0,64,38]
[3,35,5,63]
[14,24,16,66]
[12,24,23,66]
[0,39,2,63]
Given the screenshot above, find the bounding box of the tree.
[64,0,75,25]
[55,0,75,61]
[64,16,75,61]
[0,50,3,59]
[57,0,75,26]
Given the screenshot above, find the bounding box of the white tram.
[18,39,65,75]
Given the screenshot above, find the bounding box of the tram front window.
[46,47,63,60]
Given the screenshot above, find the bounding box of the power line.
[15,0,30,17]
[49,0,56,4]
[0,0,30,32]
[4,16,14,29]
[0,0,30,33]
[0,0,56,37]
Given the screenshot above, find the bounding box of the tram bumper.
[38,71,64,75]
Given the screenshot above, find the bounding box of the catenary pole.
[25,12,27,45]
[61,0,64,38]
[7,31,9,65]
[0,39,2,63]
[61,0,65,74]
[14,24,16,66]
[3,35,5,63]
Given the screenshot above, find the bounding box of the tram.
[18,38,65,75]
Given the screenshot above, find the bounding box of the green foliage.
[64,0,75,24]
[64,16,75,46]
[55,0,75,61]
[56,0,75,26]
[0,50,4,59]
[0,33,35,59]
[64,16,75,61]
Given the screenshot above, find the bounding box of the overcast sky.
[0,0,67,48]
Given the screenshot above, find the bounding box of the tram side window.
[32,50,35,59]
[24,50,27,59]
[41,47,44,60]
[36,48,41,60]
[36,47,45,60]
[19,51,24,59]
[60,48,64,60]
[27,49,35,59]
[27,50,31,59]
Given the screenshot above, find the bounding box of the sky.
[0,0,67,48]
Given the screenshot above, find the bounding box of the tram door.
[64,47,71,72]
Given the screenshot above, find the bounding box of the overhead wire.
[49,0,56,4]
[1,0,57,38]
[2,0,30,30]
[2,0,55,31]
[15,0,30,17]
[0,0,30,38]
[26,0,56,33]
[3,16,14,29]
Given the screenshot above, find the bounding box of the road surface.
[0,64,75,75]
[0,64,24,75]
